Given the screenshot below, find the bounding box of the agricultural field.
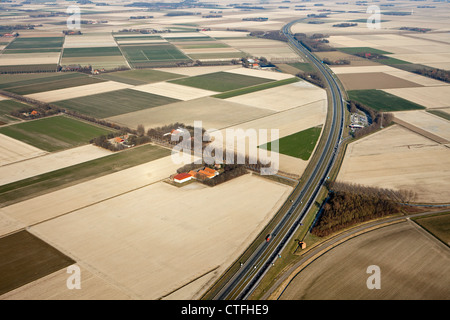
[53,88,180,119]
[1,72,106,95]
[94,69,185,85]
[1,0,449,301]
[0,144,172,208]
[107,96,274,131]
[25,81,133,103]
[259,126,322,161]
[0,115,115,152]
[337,125,450,203]
[348,89,426,112]
[279,222,450,300]
[393,110,450,142]
[0,145,112,187]
[120,43,191,68]
[0,230,74,296]
[0,134,47,167]
[15,174,291,299]
[382,86,450,109]
[413,213,450,246]
[169,71,274,92]
[337,72,422,91]
[0,100,28,124]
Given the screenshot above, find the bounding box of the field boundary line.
[393,117,449,144]
[158,266,220,300]
[27,178,167,229]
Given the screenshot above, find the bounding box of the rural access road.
[211,20,346,300]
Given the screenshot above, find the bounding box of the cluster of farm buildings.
[173,166,220,183]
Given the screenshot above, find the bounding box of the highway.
[211,19,346,300]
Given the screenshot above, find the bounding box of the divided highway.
[212,20,346,300]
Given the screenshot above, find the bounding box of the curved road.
[212,20,346,300]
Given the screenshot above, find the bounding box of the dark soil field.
[0,230,74,295]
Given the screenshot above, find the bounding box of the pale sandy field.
[0,145,112,186]
[1,264,133,300]
[63,33,117,48]
[202,31,250,38]
[25,81,133,103]
[208,99,327,175]
[0,52,60,66]
[0,153,192,232]
[393,110,450,142]
[383,86,450,109]
[180,47,241,54]
[279,221,450,300]
[60,56,129,70]
[107,97,275,131]
[337,125,450,203]
[131,82,217,101]
[224,67,295,81]
[0,134,47,166]
[115,39,167,45]
[330,65,397,75]
[23,174,292,299]
[154,65,240,76]
[335,72,422,91]
[225,81,326,112]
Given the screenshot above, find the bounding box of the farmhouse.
[173,172,193,183]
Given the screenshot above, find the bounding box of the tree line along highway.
[207,19,347,300]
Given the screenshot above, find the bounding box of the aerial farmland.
[0,0,449,305]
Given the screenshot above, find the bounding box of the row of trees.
[411,67,450,83]
[311,182,417,237]
[293,33,336,52]
[296,72,326,88]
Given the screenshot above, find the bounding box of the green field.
[337,47,393,55]
[348,89,426,112]
[6,37,64,50]
[0,115,115,152]
[95,69,185,85]
[0,64,58,73]
[120,44,190,63]
[2,73,106,95]
[413,212,450,246]
[259,126,322,160]
[288,62,316,73]
[0,230,75,296]
[213,77,299,99]
[3,48,62,54]
[0,100,29,124]
[54,88,180,118]
[62,47,123,58]
[0,143,171,207]
[169,71,274,92]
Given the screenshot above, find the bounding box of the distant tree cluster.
[294,33,335,52]
[322,58,350,65]
[411,67,450,83]
[311,182,417,237]
[333,22,358,28]
[249,30,288,42]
